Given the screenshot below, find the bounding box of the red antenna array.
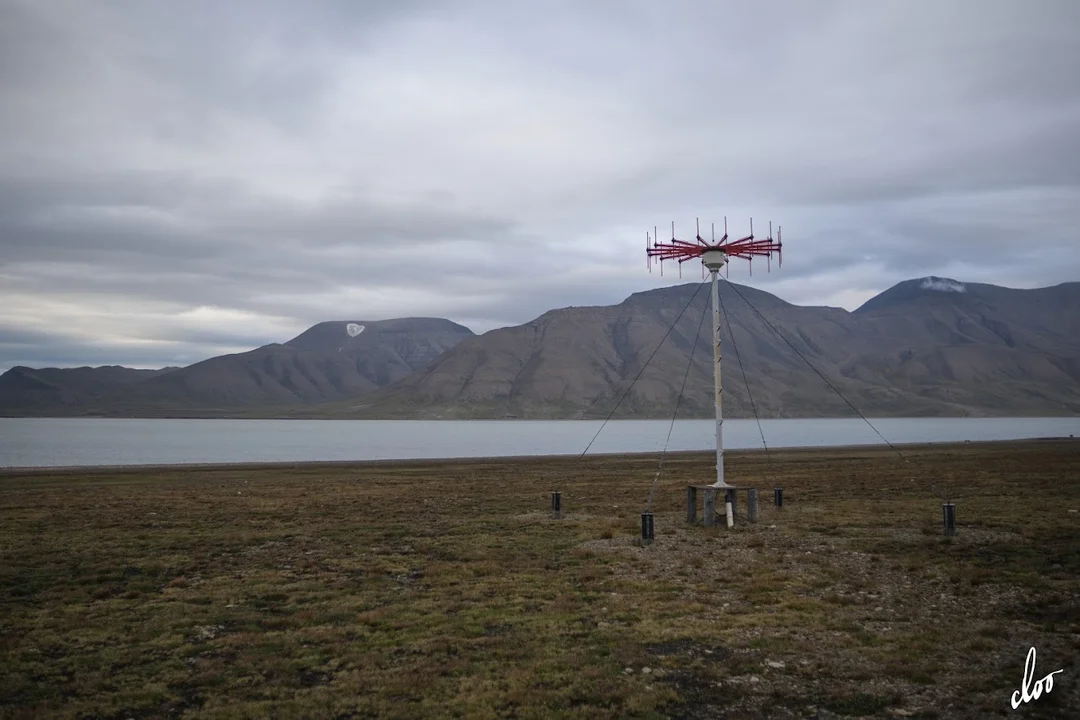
[646,217,782,276]
[640,215,786,531]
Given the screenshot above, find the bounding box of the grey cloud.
[0,0,1078,370]
[0,334,237,373]
[0,351,208,374]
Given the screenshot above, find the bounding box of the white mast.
[701,249,730,489]
[646,217,781,530]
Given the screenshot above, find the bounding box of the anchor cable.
[577,278,710,460]
[646,286,710,512]
[716,285,773,485]
[721,278,957,502]
[721,278,909,464]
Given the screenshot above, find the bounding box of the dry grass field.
[1,440,1078,719]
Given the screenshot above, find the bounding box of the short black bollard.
[942,502,956,536]
[551,491,562,520]
[774,487,784,508]
[641,511,654,545]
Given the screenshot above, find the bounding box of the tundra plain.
[2,440,1078,718]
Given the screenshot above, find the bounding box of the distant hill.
[0,366,178,415]
[0,318,473,416]
[3,279,1078,419]
[848,278,1080,413]
[296,278,1080,419]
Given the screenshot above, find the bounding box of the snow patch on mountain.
[919,277,967,293]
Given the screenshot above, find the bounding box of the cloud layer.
[2,0,1078,370]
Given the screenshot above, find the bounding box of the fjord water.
[1,417,1078,468]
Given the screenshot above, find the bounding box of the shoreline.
[2,435,1076,476]
[4,414,1078,420]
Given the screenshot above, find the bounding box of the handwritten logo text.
[1011,646,1063,710]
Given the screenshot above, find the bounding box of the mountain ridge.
[0,317,474,416]
[2,279,1078,419]
[288,277,1080,420]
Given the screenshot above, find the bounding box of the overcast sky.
[2,0,1078,371]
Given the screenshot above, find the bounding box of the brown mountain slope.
[0,318,473,416]
[0,366,178,415]
[306,278,1080,419]
[844,278,1080,414]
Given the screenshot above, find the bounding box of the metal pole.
[710,268,726,488]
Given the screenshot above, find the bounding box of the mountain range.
[0,318,473,417]
[3,277,1079,419]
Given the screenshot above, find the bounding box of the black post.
[641,511,654,545]
[942,503,956,536]
[552,491,562,520]
[774,487,784,508]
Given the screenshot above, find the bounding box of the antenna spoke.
[646,218,782,266]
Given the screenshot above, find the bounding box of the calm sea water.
[1,417,1077,468]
